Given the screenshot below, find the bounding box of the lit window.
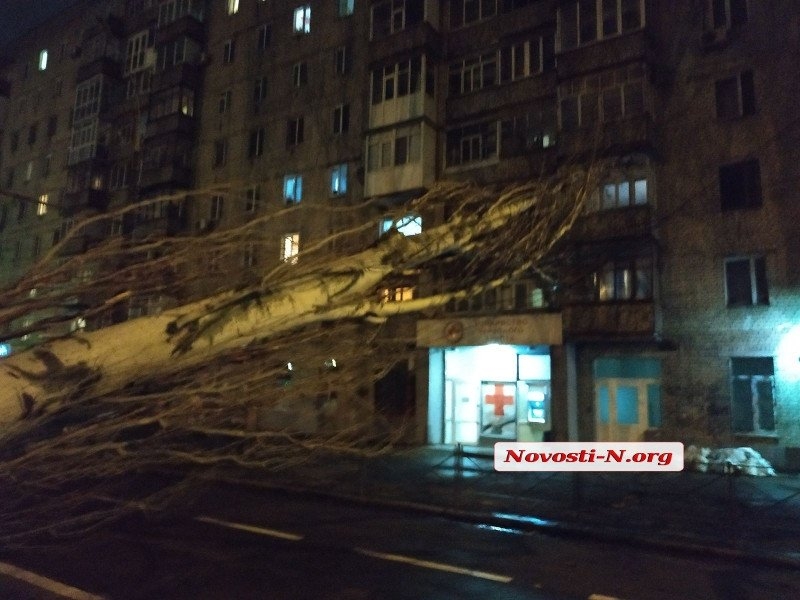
[591,178,647,211]
[380,286,415,302]
[330,164,347,196]
[227,0,240,15]
[283,175,303,204]
[593,256,652,301]
[281,233,300,264]
[380,214,422,236]
[338,0,355,17]
[293,5,311,34]
[38,49,48,71]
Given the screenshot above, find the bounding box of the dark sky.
[0,0,81,48]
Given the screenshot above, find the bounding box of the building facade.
[1,1,798,468]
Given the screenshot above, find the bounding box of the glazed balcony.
[563,301,656,340]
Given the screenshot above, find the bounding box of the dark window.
[333,104,350,134]
[725,256,768,306]
[223,39,235,64]
[47,115,58,137]
[10,131,19,153]
[720,159,762,210]
[731,357,774,433]
[248,127,265,158]
[257,24,271,51]
[286,117,304,147]
[334,45,350,75]
[713,0,747,28]
[213,139,227,167]
[715,71,755,119]
[28,124,37,145]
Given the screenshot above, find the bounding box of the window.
[593,256,653,301]
[371,0,424,38]
[330,164,348,196]
[125,30,151,75]
[31,235,41,259]
[332,104,350,135]
[42,154,52,177]
[110,162,129,190]
[38,49,48,71]
[334,45,350,75]
[725,256,768,307]
[257,24,271,51]
[37,193,48,216]
[223,39,235,64]
[367,125,421,171]
[338,0,355,17]
[500,106,557,156]
[149,87,195,119]
[450,0,497,28]
[210,195,224,221]
[710,0,747,29]
[446,121,498,167]
[25,161,34,182]
[719,159,762,210]
[499,34,554,83]
[292,61,308,87]
[227,0,240,15]
[730,357,774,434]
[245,186,260,212]
[219,90,232,113]
[286,117,305,147]
[371,56,430,104]
[243,243,257,267]
[559,65,645,131]
[380,286,415,302]
[449,52,496,95]
[158,0,203,26]
[560,0,643,50]
[380,214,422,236]
[10,131,19,153]
[213,139,228,167]
[253,77,268,111]
[715,71,755,120]
[283,175,303,203]
[281,233,300,264]
[47,115,57,138]
[28,124,37,146]
[248,127,266,158]
[293,5,311,34]
[589,178,648,211]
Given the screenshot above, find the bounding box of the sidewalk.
[215,445,800,569]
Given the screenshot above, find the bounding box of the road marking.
[354,547,513,583]
[194,515,304,541]
[0,561,105,600]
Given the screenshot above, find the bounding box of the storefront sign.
[416,313,562,347]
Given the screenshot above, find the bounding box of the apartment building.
[1,1,798,467]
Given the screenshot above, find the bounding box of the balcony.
[368,21,443,65]
[139,162,193,191]
[557,30,651,79]
[570,204,653,243]
[562,301,656,340]
[144,113,196,141]
[155,14,205,45]
[60,189,111,216]
[151,62,203,93]
[446,73,556,122]
[77,56,121,82]
[126,212,187,239]
[558,113,658,158]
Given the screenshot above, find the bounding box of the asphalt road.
[3,482,799,600]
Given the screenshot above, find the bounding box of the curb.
[205,473,800,571]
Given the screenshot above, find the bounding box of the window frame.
[283,174,303,204]
[724,255,768,307]
[293,5,312,34]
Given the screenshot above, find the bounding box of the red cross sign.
[485,384,514,416]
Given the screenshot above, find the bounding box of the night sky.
[0,0,81,48]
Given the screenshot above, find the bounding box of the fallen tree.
[0,170,595,545]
